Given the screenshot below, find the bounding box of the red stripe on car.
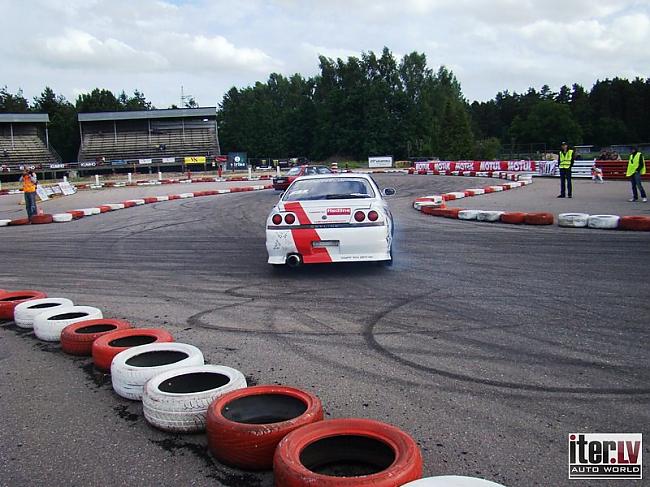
[284,202,332,263]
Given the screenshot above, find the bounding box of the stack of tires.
[1,286,495,486]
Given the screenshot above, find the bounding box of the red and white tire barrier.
[33,305,103,342]
[61,319,132,356]
[0,290,48,320]
[207,385,324,470]
[143,365,247,433]
[13,298,74,329]
[1,185,273,228]
[273,418,423,486]
[92,328,175,372]
[111,342,204,400]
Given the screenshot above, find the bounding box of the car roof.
[289,173,374,181]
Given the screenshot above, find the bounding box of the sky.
[1,0,649,108]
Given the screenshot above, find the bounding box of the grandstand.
[0,113,61,168]
[77,108,220,166]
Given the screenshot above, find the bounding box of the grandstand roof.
[78,107,217,122]
[0,113,50,123]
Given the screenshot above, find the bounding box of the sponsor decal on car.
[326,208,351,216]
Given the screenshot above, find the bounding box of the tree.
[510,100,582,147]
[33,87,79,162]
[0,86,30,112]
[75,88,121,112]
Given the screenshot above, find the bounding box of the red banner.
[414,161,538,172]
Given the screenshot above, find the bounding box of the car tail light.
[272,214,282,225]
[354,211,365,222]
[368,210,379,222]
[284,213,296,224]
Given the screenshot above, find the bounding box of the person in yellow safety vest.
[20,168,39,221]
[557,141,575,198]
[626,146,647,202]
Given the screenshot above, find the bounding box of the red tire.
[143,197,158,204]
[98,205,112,213]
[500,212,526,224]
[67,210,85,220]
[423,208,449,217]
[61,319,132,356]
[168,194,180,200]
[442,194,455,201]
[619,216,650,231]
[31,214,54,224]
[0,290,48,320]
[273,418,423,486]
[9,218,30,226]
[91,328,174,371]
[443,208,464,219]
[524,212,554,225]
[207,385,324,470]
[122,201,136,208]
[483,187,495,194]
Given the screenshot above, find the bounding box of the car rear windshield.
[286,167,302,176]
[283,178,375,201]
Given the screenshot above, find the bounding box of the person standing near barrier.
[20,168,38,221]
[627,146,647,202]
[557,141,575,198]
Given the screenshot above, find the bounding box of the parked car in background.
[272,165,333,191]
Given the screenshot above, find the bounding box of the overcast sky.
[1,0,649,108]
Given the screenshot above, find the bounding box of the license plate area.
[312,240,339,248]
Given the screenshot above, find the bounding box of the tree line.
[2,47,650,162]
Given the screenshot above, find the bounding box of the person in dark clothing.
[557,141,575,198]
[627,146,647,202]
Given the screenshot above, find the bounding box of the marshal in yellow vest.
[626,152,646,177]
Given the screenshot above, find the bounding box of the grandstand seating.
[0,129,60,167]
[78,116,219,163]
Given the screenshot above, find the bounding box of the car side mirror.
[383,188,396,196]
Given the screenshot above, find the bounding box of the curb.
[2,184,273,228]
[413,174,650,231]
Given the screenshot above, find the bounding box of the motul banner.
[414,161,539,172]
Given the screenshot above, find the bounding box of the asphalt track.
[1,174,649,487]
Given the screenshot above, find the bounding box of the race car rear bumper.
[266,225,391,264]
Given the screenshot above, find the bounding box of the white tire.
[0,219,11,227]
[558,213,590,228]
[477,210,505,222]
[458,210,480,220]
[487,186,504,192]
[125,199,145,206]
[588,215,620,229]
[111,343,204,401]
[107,203,125,210]
[506,182,522,189]
[179,193,194,199]
[53,213,73,223]
[466,189,485,195]
[14,298,74,329]
[217,189,231,194]
[143,365,247,432]
[403,476,507,486]
[90,207,101,215]
[33,305,103,342]
[155,196,169,202]
[78,208,94,216]
[446,192,466,199]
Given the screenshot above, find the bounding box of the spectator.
[591,165,604,184]
[20,168,38,221]
[626,146,647,202]
[557,141,575,198]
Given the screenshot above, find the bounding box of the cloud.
[0,0,648,106]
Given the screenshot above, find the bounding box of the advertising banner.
[227,152,248,170]
[49,163,66,169]
[139,158,152,165]
[162,157,176,163]
[184,156,206,164]
[368,156,393,168]
[58,181,76,196]
[414,161,539,172]
[111,160,126,166]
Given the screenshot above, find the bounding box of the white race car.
[266,173,395,267]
